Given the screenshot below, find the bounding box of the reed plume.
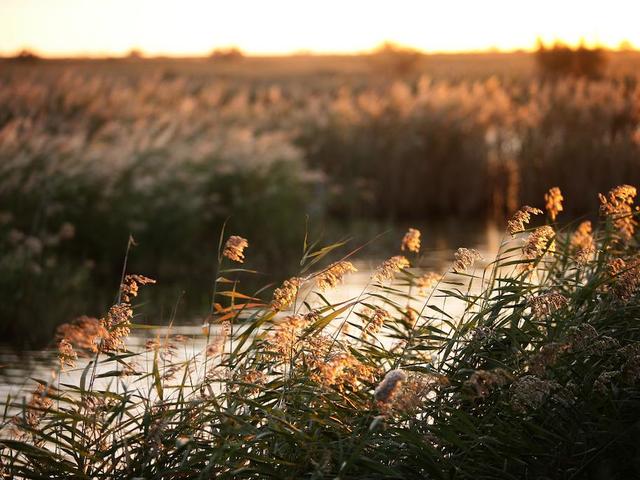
[373,256,410,282]
[401,228,421,253]
[599,185,638,240]
[523,226,555,260]
[316,261,357,291]
[416,272,439,294]
[570,221,595,264]
[271,277,302,311]
[453,248,481,272]
[544,187,564,221]
[507,206,543,236]
[223,236,249,263]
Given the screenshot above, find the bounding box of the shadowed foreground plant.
[2,186,640,479]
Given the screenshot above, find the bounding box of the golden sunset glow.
[1,0,639,56]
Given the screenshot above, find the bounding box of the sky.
[1,0,638,57]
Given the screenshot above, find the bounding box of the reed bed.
[3,65,640,344]
[1,185,640,478]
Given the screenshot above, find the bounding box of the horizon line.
[3,44,638,60]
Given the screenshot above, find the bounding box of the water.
[0,221,503,405]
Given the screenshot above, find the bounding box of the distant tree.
[126,48,144,59]
[369,41,423,77]
[9,49,40,62]
[210,46,244,62]
[535,39,607,78]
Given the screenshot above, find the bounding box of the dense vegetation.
[1,185,640,478]
[535,41,608,78]
[2,57,640,344]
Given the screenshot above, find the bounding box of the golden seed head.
[99,303,134,353]
[389,373,444,413]
[311,350,373,392]
[268,314,310,360]
[453,248,482,272]
[507,206,543,236]
[361,306,390,336]
[223,235,249,263]
[375,371,449,416]
[465,369,513,399]
[56,316,106,353]
[599,184,638,240]
[416,272,439,294]
[570,221,595,264]
[607,257,627,277]
[204,317,231,357]
[120,274,156,303]
[316,261,357,291]
[57,339,77,370]
[544,187,564,221]
[373,256,410,282]
[271,277,303,311]
[237,369,267,395]
[522,225,555,260]
[401,228,421,253]
[15,384,55,431]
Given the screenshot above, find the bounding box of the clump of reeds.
[2,185,640,479]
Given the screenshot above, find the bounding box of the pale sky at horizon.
[1,0,639,57]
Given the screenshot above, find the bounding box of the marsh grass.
[1,186,640,479]
[3,63,640,344]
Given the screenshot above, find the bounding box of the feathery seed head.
[507,206,543,236]
[361,306,390,336]
[223,235,249,263]
[401,228,421,253]
[271,277,302,311]
[466,369,513,399]
[599,185,638,240]
[99,303,133,353]
[607,256,640,300]
[416,272,439,294]
[316,261,357,291]
[453,248,482,272]
[522,225,555,261]
[56,316,105,353]
[120,274,156,303]
[374,369,407,404]
[570,221,595,264]
[373,256,410,282]
[544,187,564,221]
[57,339,77,370]
[528,292,568,318]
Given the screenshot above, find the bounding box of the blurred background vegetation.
[1,46,640,345]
